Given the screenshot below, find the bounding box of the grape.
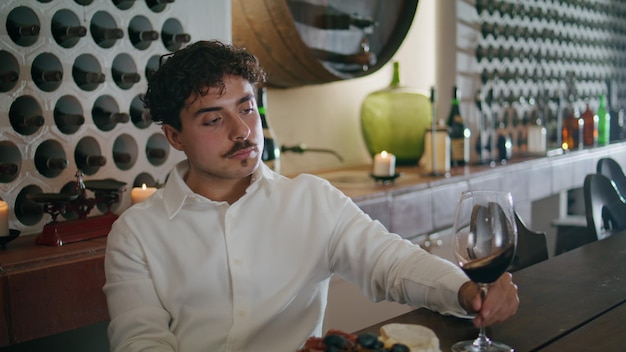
[388,343,410,352]
[356,332,379,348]
[323,334,349,349]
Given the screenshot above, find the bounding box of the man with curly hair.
[103,40,519,351]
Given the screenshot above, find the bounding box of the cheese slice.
[379,323,440,352]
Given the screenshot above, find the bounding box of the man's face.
[164,75,263,181]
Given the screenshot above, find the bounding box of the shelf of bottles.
[0,0,193,235]
[467,0,626,160]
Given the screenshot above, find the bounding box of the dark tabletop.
[356,233,626,352]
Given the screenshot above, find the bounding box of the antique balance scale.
[26,170,126,247]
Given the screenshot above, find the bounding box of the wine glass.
[451,190,517,352]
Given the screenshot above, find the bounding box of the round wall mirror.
[232,0,419,88]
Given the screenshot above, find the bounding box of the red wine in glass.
[452,191,517,352]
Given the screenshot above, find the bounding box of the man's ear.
[162,124,184,151]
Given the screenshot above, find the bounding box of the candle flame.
[381,151,388,157]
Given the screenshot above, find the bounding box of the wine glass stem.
[473,284,491,349]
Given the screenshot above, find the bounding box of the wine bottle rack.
[457,0,626,157]
[0,0,202,235]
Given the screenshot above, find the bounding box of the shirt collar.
[162,160,277,219]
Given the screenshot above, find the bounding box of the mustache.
[223,140,257,157]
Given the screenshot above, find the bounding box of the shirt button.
[233,259,242,266]
[239,310,246,317]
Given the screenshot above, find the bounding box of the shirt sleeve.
[323,183,470,317]
[104,218,179,352]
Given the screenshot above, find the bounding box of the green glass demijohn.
[360,61,432,164]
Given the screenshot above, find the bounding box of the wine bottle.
[112,69,141,85]
[561,102,582,150]
[35,156,68,171]
[113,0,136,7]
[162,31,191,51]
[113,152,132,164]
[73,67,105,86]
[52,21,87,46]
[6,19,40,39]
[54,112,85,130]
[257,86,280,172]
[146,148,167,159]
[13,114,45,129]
[0,70,19,83]
[32,68,63,85]
[0,162,19,176]
[447,86,470,166]
[146,0,175,11]
[526,103,547,155]
[129,28,159,48]
[91,24,124,46]
[581,100,597,147]
[596,93,610,146]
[607,80,623,141]
[287,1,375,30]
[93,107,130,131]
[76,152,107,168]
[130,102,152,128]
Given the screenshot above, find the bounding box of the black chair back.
[584,173,626,240]
[596,157,626,199]
[510,212,549,272]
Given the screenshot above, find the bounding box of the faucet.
[280,144,344,162]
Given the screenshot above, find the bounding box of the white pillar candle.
[373,151,396,177]
[0,200,9,237]
[131,184,157,204]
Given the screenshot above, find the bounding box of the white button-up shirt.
[104,161,468,351]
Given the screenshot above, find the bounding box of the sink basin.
[315,170,419,188]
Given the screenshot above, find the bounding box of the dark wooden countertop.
[355,232,626,351]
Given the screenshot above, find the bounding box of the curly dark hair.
[142,40,267,131]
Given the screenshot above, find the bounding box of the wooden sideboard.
[0,237,108,346]
[1,142,625,346]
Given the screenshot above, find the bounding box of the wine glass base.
[451,340,514,352]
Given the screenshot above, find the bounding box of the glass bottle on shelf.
[561,103,582,151]
[257,86,280,172]
[596,93,610,146]
[447,86,470,166]
[526,99,547,155]
[607,80,623,141]
[581,99,598,147]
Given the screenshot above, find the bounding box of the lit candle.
[0,200,9,237]
[131,184,157,204]
[373,151,396,177]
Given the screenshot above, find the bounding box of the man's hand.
[458,273,519,327]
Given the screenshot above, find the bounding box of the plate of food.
[298,323,440,352]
